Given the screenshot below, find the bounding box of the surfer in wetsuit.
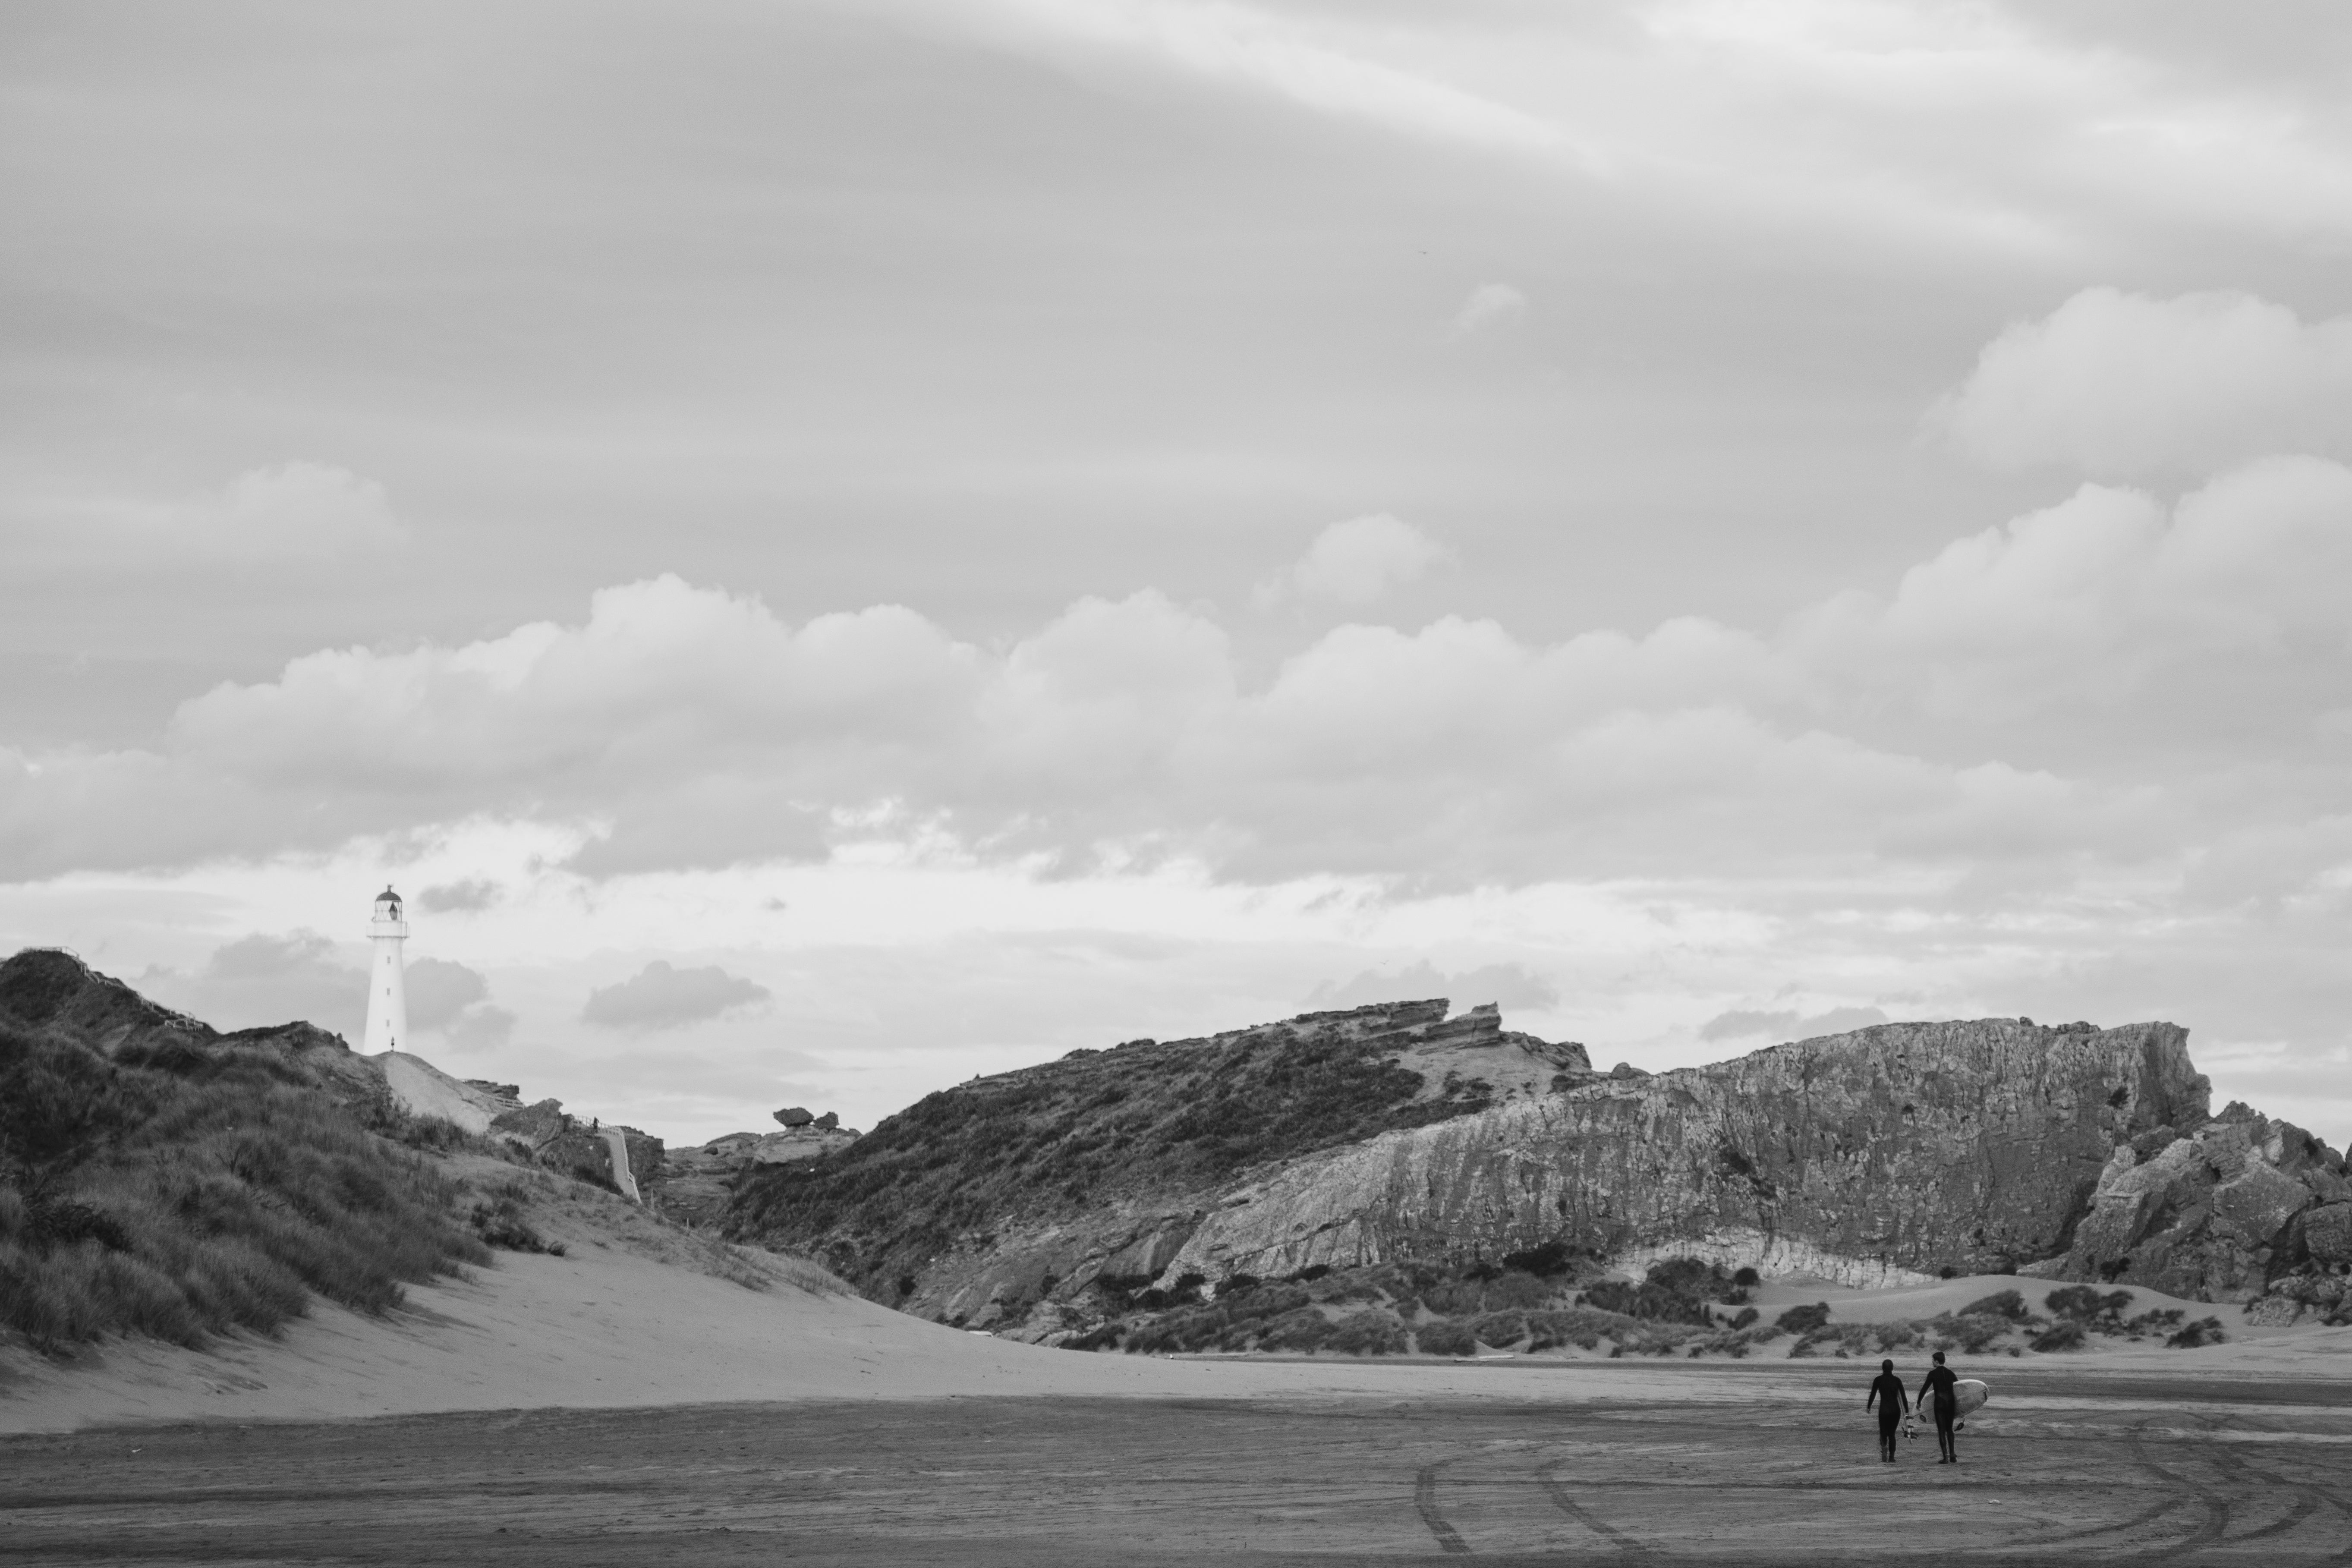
[1918,1351,1960,1463]
[1866,1358,1908,1462]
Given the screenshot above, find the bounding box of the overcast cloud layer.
[4,2,2349,1143]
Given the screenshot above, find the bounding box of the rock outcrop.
[655,1124,864,1228]
[2043,1100,2352,1311]
[1153,1018,2210,1291]
[727,1002,2351,1334]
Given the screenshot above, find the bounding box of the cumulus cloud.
[582,960,771,1033]
[1309,960,1558,1014]
[1798,457,2352,721]
[1698,1005,1889,1044]
[1256,514,1453,608]
[1934,288,2352,477]
[1,450,2347,892]
[1450,282,1527,338]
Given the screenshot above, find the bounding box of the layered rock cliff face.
[730,1003,2352,1334]
[1157,1018,2212,1293]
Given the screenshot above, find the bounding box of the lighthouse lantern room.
[364,885,410,1054]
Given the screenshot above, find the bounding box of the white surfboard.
[1904,1378,1990,1437]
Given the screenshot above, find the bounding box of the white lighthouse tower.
[363,885,410,1054]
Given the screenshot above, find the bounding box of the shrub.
[2167,1316,2226,1349]
[467,1188,563,1256]
[1480,1270,1551,1310]
[1524,1307,1622,1352]
[1960,1288,2029,1321]
[1420,1279,1490,1316]
[1645,1256,1733,1300]
[1728,1306,1759,1329]
[1257,1307,1333,1351]
[1221,1283,1310,1323]
[0,1025,487,1353]
[1584,1276,1715,1325]
[1776,1302,1831,1335]
[1732,1266,1760,1288]
[1469,1309,1528,1347]
[1927,1311,2010,1354]
[1123,1305,1225,1354]
[1213,1273,1262,1299]
[2123,1307,2183,1337]
[1325,1310,1407,1355]
[1416,1318,1478,1357]
[1501,1239,1578,1278]
[2045,1286,2132,1324]
[2030,1320,2087,1353]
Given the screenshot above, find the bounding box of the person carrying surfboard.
[1865,1358,1909,1462]
[1918,1351,1961,1463]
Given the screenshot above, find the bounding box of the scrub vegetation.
[1069,1255,1786,1358]
[0,947,858,1360]
[1062,1256,2230,1360]
[730,1012,1502,1294]
[0,1019,490,1353]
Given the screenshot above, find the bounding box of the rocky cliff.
[2045,1099,2352,1318]
[730,1004,2349,1337]
[1156,1018,2211,1292]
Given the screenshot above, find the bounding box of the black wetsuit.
[1919,1364,1960,1461]
[1866,1373,1908,1461]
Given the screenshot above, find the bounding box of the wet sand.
[8,1364,2352,1565]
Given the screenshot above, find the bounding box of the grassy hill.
[0,950,489,1353]
[725,999,1588,1319]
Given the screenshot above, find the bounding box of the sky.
[4,0,2350,1148]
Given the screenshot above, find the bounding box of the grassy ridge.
[729,1011,1497,1292]
[0,1020,489,1353]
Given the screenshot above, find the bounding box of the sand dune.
[7,1158,2349,1435]
[9,1228,2350,1436]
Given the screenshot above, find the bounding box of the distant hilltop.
[724,999,2352,1343]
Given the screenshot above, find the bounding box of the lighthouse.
[363,885,410,1054]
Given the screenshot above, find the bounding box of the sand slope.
[0,1235,1800,1433]
[10,1232,2351,1435]
[9,1159,2351,1436]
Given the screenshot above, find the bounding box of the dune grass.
[1,1023,489,1354]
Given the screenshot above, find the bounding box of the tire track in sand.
[1414,1455,1473,1555]
[2197,1427,2322,1546]
[2127,1427,2232,1561]
[1537,1459,1650,1559]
